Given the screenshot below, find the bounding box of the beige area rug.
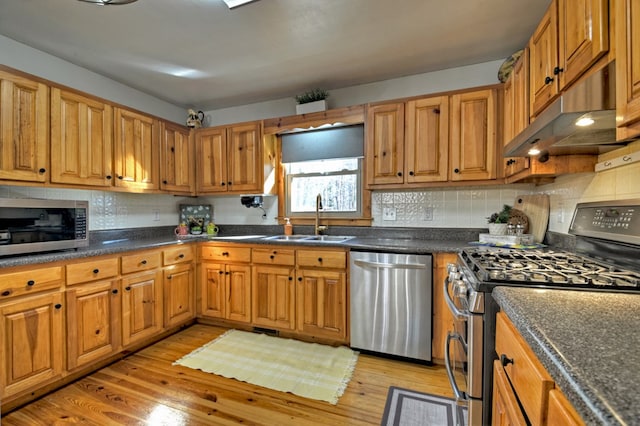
[173,329,359,404]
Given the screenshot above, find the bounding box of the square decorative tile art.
[179,204,213,235]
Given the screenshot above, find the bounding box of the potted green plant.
[295,88,329,115]
[487,204,512,235]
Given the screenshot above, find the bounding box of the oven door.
[444,275,485,425]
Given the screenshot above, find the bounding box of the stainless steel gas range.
[444,199,640,426]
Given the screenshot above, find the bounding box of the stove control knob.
[449,272,461,281]
[447,264,458,273]
[453,280,468,298]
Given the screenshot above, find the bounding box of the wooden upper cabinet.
[529,1,560,117]
[366,102,405,185]
[113,107,159,191]
[504,51,531,178]
[196,126,227,193]
[530,0,609,118]
[405,96,449,183]
[51,88,114,187]
[160,121,193,194]
[0,70,48,183]
[449,88,497,181]
[616,0,640,139]
[557,0,608,89]
[195,121,263,194]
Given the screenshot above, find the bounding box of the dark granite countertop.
[492,286,640,426]
[0,225,476,269]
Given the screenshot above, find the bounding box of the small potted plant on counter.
[487,204,512,235]
[295,88,329,115]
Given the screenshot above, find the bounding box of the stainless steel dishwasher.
[349,251,432,361]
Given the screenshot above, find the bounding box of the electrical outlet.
[383,207,396,221]
[423,207,434,221]
[152,209,160,221]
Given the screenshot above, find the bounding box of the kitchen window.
[281,124,369,222]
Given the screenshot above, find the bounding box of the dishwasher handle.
[352,259,428,270]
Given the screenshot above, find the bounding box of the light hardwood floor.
[2,324,457,425]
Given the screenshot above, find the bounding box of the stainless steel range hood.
[504,61,635,157]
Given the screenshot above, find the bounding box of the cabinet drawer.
[495,311,554,426]
[0,266,64,299]
[121,250,162,274]
[200,245,251,263]
[297,249,346,269]
[164,245,194,266]
[67,258,119,286]
[252,247,295,266]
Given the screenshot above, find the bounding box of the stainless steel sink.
[262,235,354,243]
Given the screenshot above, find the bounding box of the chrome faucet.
[315,194,327,235]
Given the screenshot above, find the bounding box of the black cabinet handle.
[433,108,440,114]
[27,280,35,286]
[270,255,275,259]
[318,257,323,263]
[500,354,514,367]
[218,271,224,275]
[228,181,232,185]
[125,286,131,291]
[39,168,46,174]
[106,175,112,180]
[93,269,99,274]
[118,176,123,180]
[179,253,185,258]
[221,182,226,186]
[54,304,62,310]
[170,147,175,153]
[167,275,172,279]
[112,289,118,294]
[163,180,168,184]
[289,277,293,281]
[397,172,402,177]
[141,260,147,265]
[2,290,11,296]
[409,171,414,176]
[298,277,302,282]
[225,271,230,275]
[544,76,554,84]
[221,252,229,256]
[553,66,564,75]
[454,168,460,174]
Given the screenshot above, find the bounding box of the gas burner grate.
[462,247,640,290]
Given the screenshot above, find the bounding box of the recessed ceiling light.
[222,0,259,9]
[77,0,138,5]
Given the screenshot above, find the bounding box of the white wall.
[0,35,185,123]
[203,60,504,126]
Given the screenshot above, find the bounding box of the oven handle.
[443,277,470,319]
[445,332,468,403]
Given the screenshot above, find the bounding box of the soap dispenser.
[284,217,293,236]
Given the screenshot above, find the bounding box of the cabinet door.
[121,270,163,347]
[616,0,640,138]
[195,126,227,193]
[66,280,120,370]
[405,96,449,183]
[0,292,64,399]
[227,121,262,193]
[492,360,528,426]
[160,121,194,194]
[529,0,560,117]
[450,89,497,181]
[164,263,195,328]
[51,88,113,186]
[114,107,159,190]
[0,70,48,182]
[296,269,346,341]
[226,264,252,323]
[547,389,585,426]
[512,49,530,138]
[252,265,295,330]
[199,262,226,318]
[366,103,405,185]
[557,0,608,89]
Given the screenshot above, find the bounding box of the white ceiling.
[0,0,551,110]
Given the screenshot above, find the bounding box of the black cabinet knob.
[318,257,323,263]
[118,176,123,180]
[228,181,232,185]
[289,277,293,281]
[270,255,275,259]
[454,168,460,174]
[544,76,554,84]
[125,286,131,291]
[397,172,402,177]
[93,269,99,274]
[27,280,35,286]
[141,260,147,265]
[179,253,185,258]
[106,175,112,180]
[221,182,226,186]
[298,277,302,282]
[409,171,414,176]
[170,147,175,153]
[163,180,168,184]
[39,168,46,174]
[2,290,11,296]
[219,271,224,275]
[112,289,118,294]
[553,66,564,75]
[221,252,229,256]
[54,304,62,310]
[500,354,514,367]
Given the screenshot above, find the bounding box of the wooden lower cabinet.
[252,265,296,330]
[66,279,121,371]
[163,263,195,328]
[492,360,527,426]
[0,291,65,399]
[296,269,347,341]
[199,261,252,323]
[121,270,164,346]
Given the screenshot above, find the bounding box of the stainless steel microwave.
[0,198,88,256]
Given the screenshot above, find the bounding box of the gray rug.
[381,387,467,426]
